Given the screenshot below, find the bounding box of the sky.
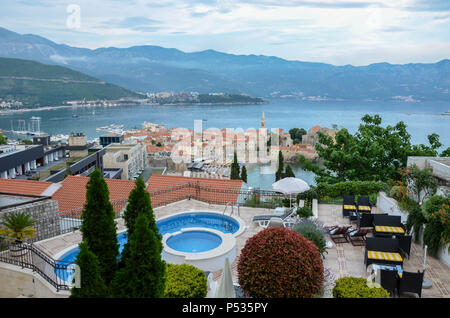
[1,0,449,65]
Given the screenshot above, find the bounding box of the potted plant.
[0,212,37,257]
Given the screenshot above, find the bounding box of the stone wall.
[0,263,69,298]
[1,199,61,242]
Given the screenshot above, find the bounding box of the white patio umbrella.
[272,177,310,207]
[215,258,236,298]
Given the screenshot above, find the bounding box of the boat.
[72,115,79,119]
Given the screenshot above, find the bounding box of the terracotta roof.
[311,125,321,132]
[0,179,54,196]
[148,175,243,207]
[52,175,136,216]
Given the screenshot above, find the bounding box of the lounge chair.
[398,271,424,298]
[328,225,353,244]
[380,269,398,297]
[252,207,296,228]
[357,196,372,213]
[346,228,371,246]
[364,237,404,268]
[373,215,406,238]
[342,195,357,218]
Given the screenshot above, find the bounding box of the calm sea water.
[1,99,448,189]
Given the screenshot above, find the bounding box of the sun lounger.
[328,225,353,244]
[252,207,296,228]
[346,228,371,246]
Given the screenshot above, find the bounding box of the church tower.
[261,111,266,129]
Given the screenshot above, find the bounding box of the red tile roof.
[0,179,53,196]
[52,176,136,216]
[148,175,243,207]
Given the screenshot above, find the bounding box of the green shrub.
[406,203,426,243]
[296,206,313,218]
[164,264,207,298]
[332,277,390,298]
[316,181,385,199]
[293,220,327,257]
[238,227,324,298]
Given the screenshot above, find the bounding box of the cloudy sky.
[1,0,449,65]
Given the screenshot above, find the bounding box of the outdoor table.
[371,263,403,278]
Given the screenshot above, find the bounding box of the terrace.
[0,177,449,298]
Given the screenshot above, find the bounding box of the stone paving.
[35,199,450,298]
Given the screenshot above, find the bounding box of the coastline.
[0,101,269,115]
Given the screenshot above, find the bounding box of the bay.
[0,99,448,190]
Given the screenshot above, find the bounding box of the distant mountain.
[0,26,449,102]
[0,57,143,107]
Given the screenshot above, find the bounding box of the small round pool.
[166,230,222,253]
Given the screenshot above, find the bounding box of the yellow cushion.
[367,251,403,262]
[375,226,405,234]
[344,205,356,210]
[358,205,371,211]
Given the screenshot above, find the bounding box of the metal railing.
[0,235,73,291]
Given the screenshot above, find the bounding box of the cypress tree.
[230,152,240,180]
[120,177,160,267]
[80,169,118,285]
[284,165,295,178]
[275,151,284,181]
[110,214,166,298]
[70,242,108,298]
[240,165,247,183]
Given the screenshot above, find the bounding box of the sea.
[0,99,448,189]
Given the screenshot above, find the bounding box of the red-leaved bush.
[237,227,324,298]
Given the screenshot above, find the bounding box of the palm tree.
[0,212,37,242]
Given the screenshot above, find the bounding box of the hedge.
[332,277,390,298]
[164,264,207,298]
[316,181,386,198]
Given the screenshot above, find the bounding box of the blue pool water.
[55,212,239,278]
[166,231,222,253]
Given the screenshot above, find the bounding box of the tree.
[298,114,445,184]
[70,242,108,298]
[120,177,160,267]
[0,133,7,145]
[401,164,438,203]
[289,128,306,144]
[240,165,247,183]
[275,151,284,181]
[441,147,450,157]
[284,165,295,178]
[110,213,166,298]
[230,152,240,180]
[80,169,118,285]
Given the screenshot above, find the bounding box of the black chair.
[398,235,412,259]
[357,212,376,228]
[380,269,398,297]
[398,271,424,298]
[342,195,357,218]
[357,196,372,213]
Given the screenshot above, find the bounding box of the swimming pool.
[55,211,244,277]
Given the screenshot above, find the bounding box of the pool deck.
[34,199,450,298]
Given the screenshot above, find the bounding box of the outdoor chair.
[364,237,404,268]
[346,228,371,246]
[373,215,406,238]
[357,212,383,228]
[398,235,412,259]
[379,269,398,297]
[342,195,357,218]
[252,207,296,228]
[398,271,424,298]
[328,225,353,244]
[357,196,372,213]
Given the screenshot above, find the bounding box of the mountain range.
[0,27,449,102]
